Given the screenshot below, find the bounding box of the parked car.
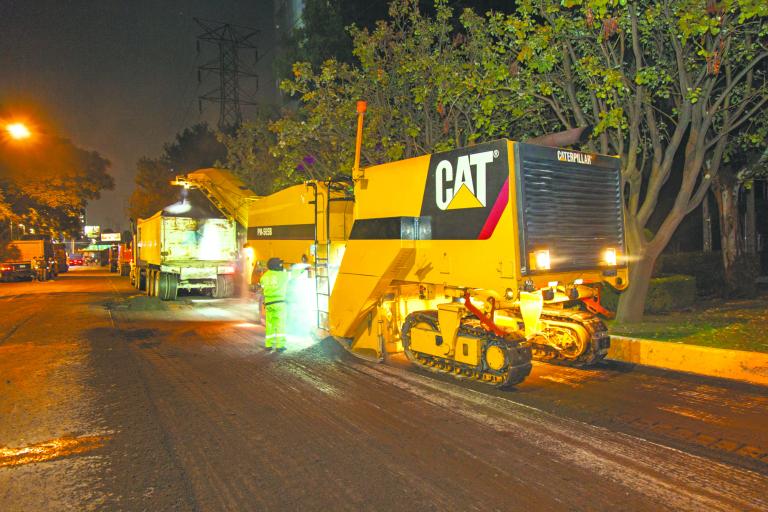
[1,239,57,282]
[0,262,35,281]
[69,255,84,266]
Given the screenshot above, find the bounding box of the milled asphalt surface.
[1,267,767,511]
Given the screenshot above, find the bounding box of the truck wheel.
[212,275,234,299]
[150,270,160,297]
[158,272,178,301]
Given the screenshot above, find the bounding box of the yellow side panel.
[355,155,430,219]
[453,336,481,366]
[328,273,382,334]
[246,182,354,268]
[329,241,415,338]
[328,199,354,242]
[136,212,163,266]
[247,184,315,228]
[409,327,450,357]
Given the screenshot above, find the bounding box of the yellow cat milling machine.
[329,134,628,387]
[191,108,628,388]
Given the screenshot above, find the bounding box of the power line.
[194,17,260,132]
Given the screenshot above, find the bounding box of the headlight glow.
[603,248,617,266]
[534,249,551,271]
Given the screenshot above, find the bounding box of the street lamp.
[5,122,31,140]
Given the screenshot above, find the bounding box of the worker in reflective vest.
[259,257,290,351]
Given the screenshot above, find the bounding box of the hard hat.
[267,257,284,271]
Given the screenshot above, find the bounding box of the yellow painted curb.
[608,336,768,387]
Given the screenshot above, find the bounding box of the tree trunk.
[745,183,756,254]
[713,176,758,297]
[702,191,713,253]
[615,249,656,323]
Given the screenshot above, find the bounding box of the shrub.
[645,275,697,313]
[600,274,697,314]
[654,252,723,297]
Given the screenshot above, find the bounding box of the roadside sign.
[85,225,100,239]
[101,233,121,242]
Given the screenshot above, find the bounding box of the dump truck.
[131,190,239,300]
[241,134,627,388]
[1,238,57,282]
[117,243,132,276]
[171,168,259,302]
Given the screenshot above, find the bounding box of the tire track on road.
[359,362,768,512]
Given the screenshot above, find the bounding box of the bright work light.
[603,248,617,266]
[534,249,551,270]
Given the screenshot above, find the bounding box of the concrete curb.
[608,336,768,387]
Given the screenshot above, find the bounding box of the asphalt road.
[1,267,767,511]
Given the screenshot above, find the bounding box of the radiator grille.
[516,144,624,273]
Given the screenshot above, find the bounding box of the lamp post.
[4,123,32,241]
[5,122,32,140]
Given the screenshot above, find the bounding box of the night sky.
[0,0,276,231]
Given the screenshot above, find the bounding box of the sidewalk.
[607,336,768,387]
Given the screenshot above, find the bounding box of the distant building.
[272,0,305,103]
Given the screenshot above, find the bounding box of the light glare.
[6,123,31,140]
[534,250,551,270]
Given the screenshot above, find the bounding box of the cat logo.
[435,150,496,210]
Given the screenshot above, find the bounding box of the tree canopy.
[495,0,767,319]
[226,0,767,320]
[0,135,113,240]
[267,1,549,186]
[128,123,227,220]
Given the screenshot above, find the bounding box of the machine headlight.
[602,248,617,266]
[534,249,551,271]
